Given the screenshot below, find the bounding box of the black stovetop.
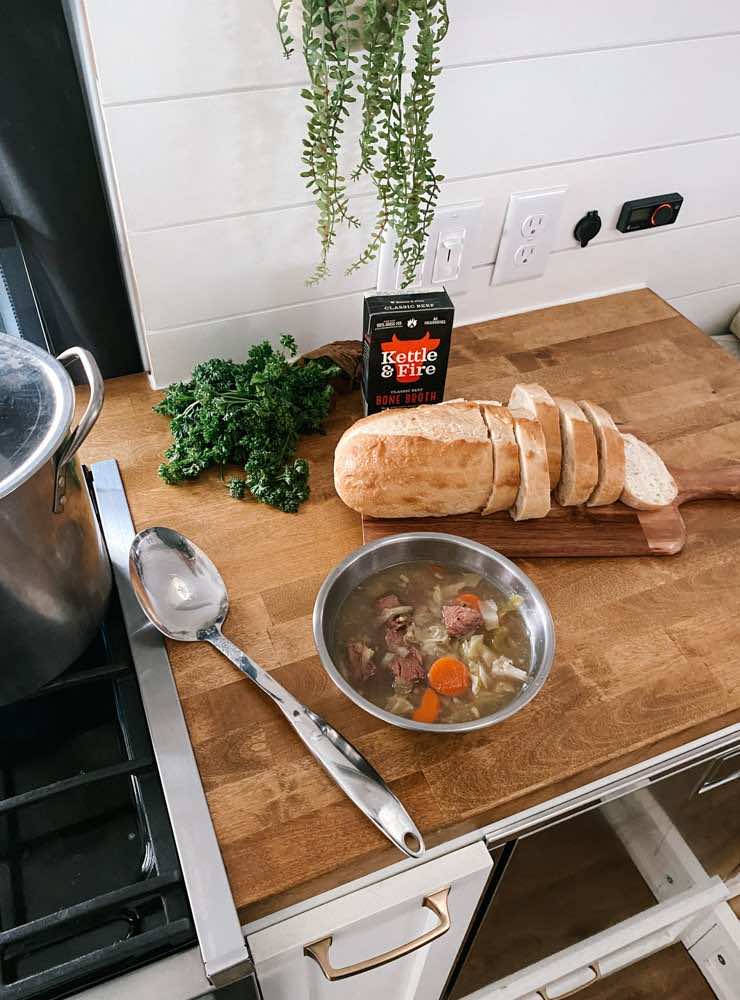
[0,597,196,1000]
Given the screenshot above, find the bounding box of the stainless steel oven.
[443,741,740,999]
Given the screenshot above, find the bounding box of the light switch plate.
[491,187,567,285]
[376,202,483,293]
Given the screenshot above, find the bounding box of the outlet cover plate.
[377,202,483,293]
[491,187,567,286]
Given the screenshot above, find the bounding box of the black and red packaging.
[361,288,455,415]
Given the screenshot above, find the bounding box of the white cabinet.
[247,842,492,1000]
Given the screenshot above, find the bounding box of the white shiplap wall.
[75,0,740,386]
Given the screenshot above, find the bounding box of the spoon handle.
[205,629,424,859]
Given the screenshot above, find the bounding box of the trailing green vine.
[277,0,449,288]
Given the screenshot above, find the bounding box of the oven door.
[445,747,740,1000]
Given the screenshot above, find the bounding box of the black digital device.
[617,193,683,233]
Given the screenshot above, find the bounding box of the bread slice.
[508,383,562,489]
[621,433,678,510]
[509,409,551,521]
[333,400,493,517]
[578,400,625,506]
[554,397,599,506]
[478,402,520,514]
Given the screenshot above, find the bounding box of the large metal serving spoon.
[129,526,424,859]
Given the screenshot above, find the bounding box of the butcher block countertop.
[82,289,740,923]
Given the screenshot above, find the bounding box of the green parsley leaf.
[154,338,338,513]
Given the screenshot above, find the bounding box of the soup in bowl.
[313,533,555,733]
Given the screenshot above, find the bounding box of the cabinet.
[247,842,492,1000]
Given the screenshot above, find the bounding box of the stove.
[0,461,255,1000]
[0,598,195,999]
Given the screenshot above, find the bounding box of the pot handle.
[53,347,105,512]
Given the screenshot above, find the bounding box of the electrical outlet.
[377,202,482,293]
[492,187,567,286]
[514,244,537,268]
[521,213,546,240]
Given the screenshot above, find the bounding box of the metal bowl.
[313,533,555,733]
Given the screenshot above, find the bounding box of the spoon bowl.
[130,526,228,641]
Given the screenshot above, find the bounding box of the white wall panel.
[145,216,740,386]
[457,218,740,328]
[86,0,740,104]
[131,202,377,329]
[442,1,740,68]
[86,0,304,105]
[145,288,371,388]
[76,1,740,385]
[432,37,740,184]
[132,135,740,331]
[105,35,740,231]
[670,285,740,336]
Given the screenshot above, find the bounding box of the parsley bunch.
[154,336,338,513]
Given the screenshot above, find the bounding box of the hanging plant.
[277,0,449,287]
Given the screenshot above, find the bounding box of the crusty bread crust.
[620,433,678,510]
[554,397,599,506]
[578,399,625,506]
[509,409,551,521]
[334,401,493,517]
[509,383,562,489]
[479,403,520,514]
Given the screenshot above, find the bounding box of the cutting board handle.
[673,465,740,505]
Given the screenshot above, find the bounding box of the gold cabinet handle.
[537,964,600,999]
[304,887,451,981]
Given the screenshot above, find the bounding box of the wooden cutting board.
[362,465,740,556]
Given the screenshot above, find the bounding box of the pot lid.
[0,334,74,500]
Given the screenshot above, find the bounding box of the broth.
[333,560,531,725]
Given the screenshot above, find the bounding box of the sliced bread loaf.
[509,408,551,521]
[333,400,493,517]
[478,402,520,514]
[578,400,625,506]
[554,397,599,506]
[508,383,562,489]
[621,433,678,510]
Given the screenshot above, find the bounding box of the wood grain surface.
[80,289,740,923]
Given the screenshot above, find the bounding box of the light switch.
[432,231,465,283]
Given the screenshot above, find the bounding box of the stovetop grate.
[0,597,196,1000]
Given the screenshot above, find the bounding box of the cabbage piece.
[479,599,499,631]
[415,623,448,644]
[378,605,414,624]
[461,633,486,662]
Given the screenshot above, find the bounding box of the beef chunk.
[346,641,376,682]
[384,618,408,652]
[389,646,426,686]
[442,604,483,638]
[376,593,401,610]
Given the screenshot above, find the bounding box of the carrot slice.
[413,688,441,724]
[455,592,481,611]
[428,656,470,697]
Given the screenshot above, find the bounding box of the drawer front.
[467,879,727,1000]
[248,842,493,1000]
